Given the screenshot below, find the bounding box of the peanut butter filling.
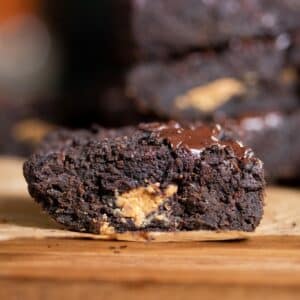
[12,118,55,144]
[175,78,246,112]
[99,221,116,235]
[116,184,178,227]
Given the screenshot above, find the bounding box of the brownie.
[115,0,300,60]
[44,0,300,64]
[42,1,300,129]
[127,40,298,121]
[224,111,300,183]
[40,125,135,152]
[24,122,264,234]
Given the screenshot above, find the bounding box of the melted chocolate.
[141,121,248,158]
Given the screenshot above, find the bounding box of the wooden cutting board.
[0,157,300,299]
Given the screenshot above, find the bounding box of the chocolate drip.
[141,121,248,158]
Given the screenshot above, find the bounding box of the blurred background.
[0,0,299,185]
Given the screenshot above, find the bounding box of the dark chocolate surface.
[141,122,247,158]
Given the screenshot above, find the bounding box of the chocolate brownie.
[116,0,300,60]
[40,125,135,152]
[44,0,300,64]
[223,111,300,183]
[127,40,298,121]
[23,122,264,234]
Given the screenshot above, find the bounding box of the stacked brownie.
[104,0,300,183]
[127,40,298,121]
[0,1,295,183]
[120,0,300,116]
[36,0,300,184]
[22,0,300,237]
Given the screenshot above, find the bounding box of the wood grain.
[1,237,300,300]
[1,157,300,299]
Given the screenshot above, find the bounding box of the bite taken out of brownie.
[23,122,265,235]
